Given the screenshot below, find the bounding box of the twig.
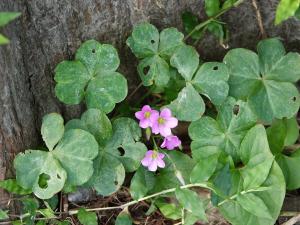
[251,0,267,38]
[282,214,300,225]
[127,82,143,101]
[184,0,244,41]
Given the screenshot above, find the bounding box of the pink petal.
[160,108,172,118]
[142,105,152,112]
[151,122,160,134]
[159,126,172,137]
[141,157,152,166]
[148,161,158,171]
[139,119,150,128]
[165,117,178,128]
[158,153,165,159]
[150,110,159,122]
[156,158,165,168]
[135,111,144,120]
[161,138,167,148]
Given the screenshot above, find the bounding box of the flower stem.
[184,0,244,41]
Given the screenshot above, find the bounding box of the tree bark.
[1,0,300,209]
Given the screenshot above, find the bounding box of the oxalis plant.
[1,19,300,225]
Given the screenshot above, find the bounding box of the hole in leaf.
[233,105,240,115]
[143,66,150,75]
[91,49,96,53]
[292,96,297,102]
[118,147,125,156]
[236,161,244,168]
[151,40,155,44]
[213,66,218,70]
[114,180,118,185]
[57,174,61,179]
[38,173,50,189]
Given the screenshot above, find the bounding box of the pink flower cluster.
[135,105,181,172]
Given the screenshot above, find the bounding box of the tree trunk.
[1,0,300,209]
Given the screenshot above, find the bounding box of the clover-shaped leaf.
[224,38,300,123]
[218,125,285,225]
[189,97,256,162]
[55,40,128,113]
[267,117,300,190]
[67,115,146,196]
[14,113,98,199]
[127,23,184,87]
[168,45,229,121]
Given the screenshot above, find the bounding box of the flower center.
[144,111,151,118]
[158,117,165,124]
[151,151,158,159]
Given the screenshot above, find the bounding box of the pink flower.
[161,135,181,150]
[135,105,159,129]
[151,108,178,137]
[141,150,165,172]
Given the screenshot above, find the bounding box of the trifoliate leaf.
[155,199,181,220]
[55,40,127,113]
[189,97,256,162]
[205,0,220,16]
[224,38,300,123]
[41,113,64,151]
[0,179,32,195]
[218,163,285,225]
[127,23,184,87]
[14,113,99,199]
[275,0,300,24]
[77,208,97,225]
[14,150,66,199]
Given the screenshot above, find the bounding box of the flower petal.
[148,161,158,171]
[156,158,165,168]
[160,108,172,118]
[160,126,172,137]
[139,119,150,128]
[142,105,152,112]
[165,117,178,128]
[135,111,144,120]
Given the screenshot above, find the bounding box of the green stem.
[184,0,244,41]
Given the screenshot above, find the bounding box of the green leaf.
[41,113,64,151]
[0,12,21,27]
[77,208,97,225]
[155,199,181,220]
[0,209,8,220]
[0,34,9,45]
[182,12,203,40]
[175,188,207,222]
[55,40,127,112]
[15,113,99,199]
[207,21,226,45]
[0,179,32,195]
[277,151,300,190]
[168,83,205,121]
[14,150,67,199]
[21,197,39,225]
[237,193,272,219]
[192,62,229,105]
[218,163,285,225]
[205,0,220,16]
[151,151,195,192]
[130,166,156,200]
[239,125,274,189]
[189,97,256,162]
[85,72,127,112]
[53,129,98,186]
[127,23,184,87]
[88,153,125,196]
[65,108,112,145]
[224,38,300,123]
[115,211,133,225]
[275,0,300,24]
[267,117,300,189]
[190,153,219,183]
[170,45,199,81]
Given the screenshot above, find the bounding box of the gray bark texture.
[0,0,300,209]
